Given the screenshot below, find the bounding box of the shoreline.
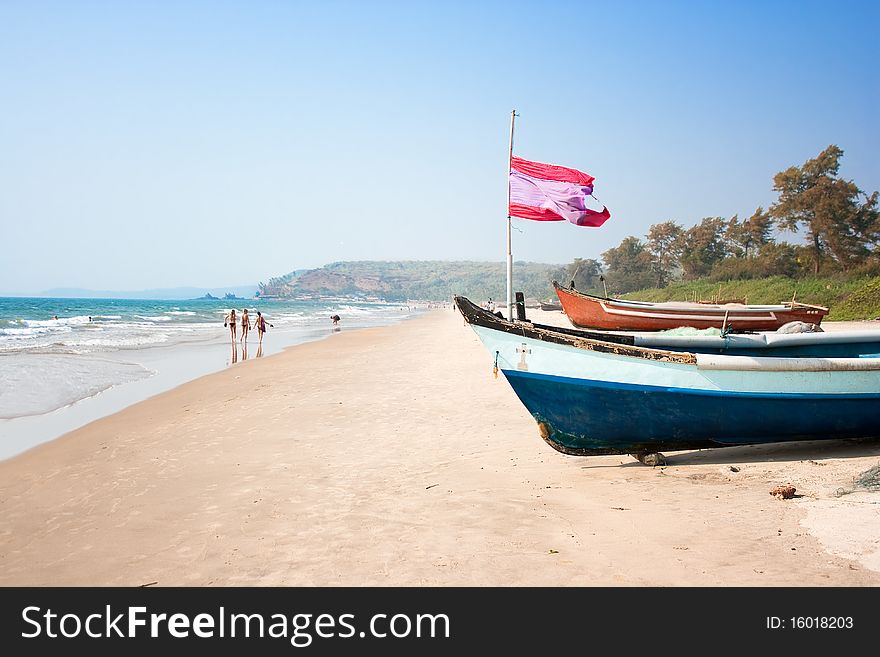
[0,308,877,586]
[0,312,423,461]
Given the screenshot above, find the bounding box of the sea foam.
[0,353,153,419]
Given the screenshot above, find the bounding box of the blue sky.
[1,0,877,293]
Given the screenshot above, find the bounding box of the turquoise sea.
[0,296,420,457]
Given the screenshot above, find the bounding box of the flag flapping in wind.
[509,156,611,227]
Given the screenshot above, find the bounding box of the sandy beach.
[1,309,878,586]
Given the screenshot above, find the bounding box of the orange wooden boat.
[553,282,829,331]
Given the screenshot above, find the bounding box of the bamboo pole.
[506,109,516,320]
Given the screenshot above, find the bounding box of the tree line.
[551,146,879,296]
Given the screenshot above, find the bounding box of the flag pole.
[506,109,516,321]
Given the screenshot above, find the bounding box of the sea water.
[0,296,420,457]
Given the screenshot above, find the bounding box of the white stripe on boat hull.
[472,326,880,396]
[696,354,880,372]
[601,301,778,323]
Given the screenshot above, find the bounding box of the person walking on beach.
[224,309,237,342]
[254,311,273,345]
[240,309,251,343]
[330,314,340,326]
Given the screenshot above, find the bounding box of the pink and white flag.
[509,155,610,227]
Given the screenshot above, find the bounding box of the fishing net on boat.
[854,465,880,491]
[657,327,722,337]
[776,321,823,334]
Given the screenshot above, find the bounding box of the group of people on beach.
[222,308,345,354]
[224,308,272,344]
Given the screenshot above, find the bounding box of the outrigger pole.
[506,109,517,321]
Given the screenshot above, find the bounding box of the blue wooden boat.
[455,296,880,456]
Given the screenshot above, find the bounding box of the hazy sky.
[1,0,877,294]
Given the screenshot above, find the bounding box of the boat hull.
[505,369,880,455]
[554,283,829,331]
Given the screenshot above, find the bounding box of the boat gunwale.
[454,295,698,364]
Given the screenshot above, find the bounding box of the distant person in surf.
[331,314,340,326]
[240,309,251,342]
[224,309,237,342]
[255,311,273,345]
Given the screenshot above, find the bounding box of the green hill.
[258,260,560,303]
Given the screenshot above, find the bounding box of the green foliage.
[547,258,603,294]
[677,217,729,280]
[830,278,880,320]
[770,145,880,273]
[709,242,809,280]
[725,208,774,258]
[646,221,684,287]
[601,237,655,294]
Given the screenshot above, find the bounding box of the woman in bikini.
[224,309,237,342]
[254,311,273,345]
[240,309,251,342]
